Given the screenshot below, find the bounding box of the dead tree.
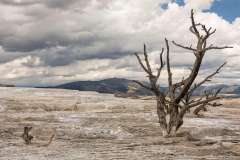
[193,103,207,116]
[194,101,222,116]
[21,126,33,144]
[134,9,232,137]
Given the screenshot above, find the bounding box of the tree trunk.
[156,98,184,137]
[167,105,185,137]
[168,104,179,132]
[156,96,168,137]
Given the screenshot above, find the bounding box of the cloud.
[0,0,41,6]
[0,0,239,87]
[43,0,81,9]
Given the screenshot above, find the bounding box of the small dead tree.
[21,126,33,144]
[193,101,222,116]
[134,9,232,137]
[20,126,54,146]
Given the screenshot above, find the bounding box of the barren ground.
[0,87,240,159]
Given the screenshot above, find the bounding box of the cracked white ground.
[0,87,240,159]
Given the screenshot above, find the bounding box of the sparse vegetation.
[134,9,233,137]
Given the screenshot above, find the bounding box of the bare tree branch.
[190,9,200,38]
[214,88,222,97]
[207,102,222,107]
[182,94,220,113]
[180,98,186,105]
[172,41,196,51]
[201,24,216,42]
[165,99,184,109]
[160,48,164,67]
[187,62,227,99]
[165,39,171,85]
[133,80,152,90]
[143,44,152,73]
[155,48,166,81]
[194,101,222,115]
[134,52,150,74]
[204,45,233,51]
[189,23,201,37]
[38,134,54,147]
[165,38,175,99]
[193,103,207,115]
[197,94,205,102]
[4,130,13,134]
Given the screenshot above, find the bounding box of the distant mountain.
[0,84,14,87]
[38,78,167,98]
[37,78,240,98]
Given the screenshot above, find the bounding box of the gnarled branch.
[134,52,150,74]
[204,45,233,51]
[190,9,200,38]
[187,62,227,101]
[172,41,196,51]
[181,89,221,114]
[155,48,166,81]
[133,80,152,90]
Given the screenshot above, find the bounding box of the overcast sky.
[0,0,239,87]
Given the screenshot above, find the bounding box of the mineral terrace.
[0,87,240,159]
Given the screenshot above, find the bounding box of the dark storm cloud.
[26,43,134,66]
[42,55,76,67]
[0,0,143,67]
[0,32,100,53]
[1,38,56,52]
[41,50,134,67]
[56,49,74,56]
[0,0,41,6]
[75,51,134,61]
[63,74,76,77]
[64,34,101,48]
[0,0,87,8]
[22,54,76,67]
[0,52,24,64]
[13,32,137,67]
[43,0,89,9]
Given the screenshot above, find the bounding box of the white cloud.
[0,0,239,87]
